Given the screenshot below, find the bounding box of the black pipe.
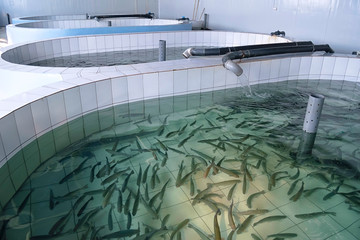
[89,12,154,20]
[271,30,285,37]
[183,41,314,58]
[223,44,334,76]
[7,13,11,24]
[223,44,334,63]
[176,17,190,21]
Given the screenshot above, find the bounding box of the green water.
[1,80,360,240]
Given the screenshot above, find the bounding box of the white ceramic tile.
[104,35,114,50]
[289,57,301,77]
[69,38,80,53]
[78,37,88,53]
[225,68,238,87]
[233,32,241,45]
[52,39,62,56]
[269,59,281,79]
[130,34,138,49]
[210,31,219,46]
[127,75,144,101]
[113,35,122,50]
[218,32,226,46]
[248,34,256,45]
[201,67,214,89]
[181,31,189,46]
[143,73,159,98]
[43,41,54,58]
[153,33,161,47]
[240,33,248,45]
[174,32,182,46]
[187,68,201,92]
[249,61,261,84]
[214,66,226,87]
[19,45,31,63]
[87,36,97,51]
[96,80,112,108]
[14,105,36,144]
[309,57,324,75]
[299,57,312,76]
[321,57,336,75]
[255,34,263,44]
[35,42,46,59]
[279,58,291,79]
[0,137,5,161]
[188,32,196,45]
[122,35,130,50]
[259,60,272,81]
[31,98,51,134]
[47,92,67,126]
[226,32,234,46]
[111,76,128,103]
[160,32,167,43]
[158,71,174,96]
[167,32,176,47]
[173,70,188,94]
[63,87,82,119]
[80,83,98,113]
[145,33,154,47]
[333,57,349,76]
[345,58,360,77]
[195,31,204,45]
[28,43,37,61]
[60,38,71,54]
[96,36,105,51]
[0,113,20,155]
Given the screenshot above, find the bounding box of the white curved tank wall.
[0,0,158,26]
[159,0,360,54]
[12,14,86,24]
[0,31,289,100]
[6,19,192,44]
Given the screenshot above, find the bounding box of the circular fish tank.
[6,18,192,44]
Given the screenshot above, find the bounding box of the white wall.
[0,0,158,26]
[159,0,360,54]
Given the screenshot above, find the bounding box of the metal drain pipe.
[297,94,325,159]
[182,41,314,58]
[159,40,166,61]
[223,44,334,76]
[303,93,325,134]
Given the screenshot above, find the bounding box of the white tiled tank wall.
[1,31,289,65]
[19,19,180,30]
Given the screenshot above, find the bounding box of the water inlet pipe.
[222,44,334,76]
[159,40,166,61]
[297,93,325,159]
[182,41,314,58]
[108,21,112,27]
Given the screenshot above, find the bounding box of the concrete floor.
[0,27,8,48]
